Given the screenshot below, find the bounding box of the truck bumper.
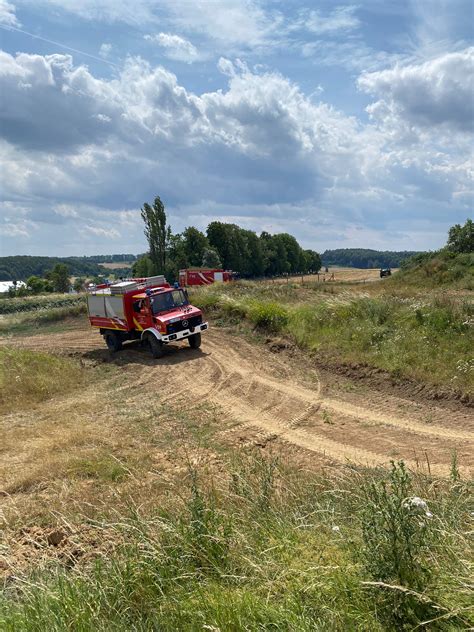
[161,322,208,343]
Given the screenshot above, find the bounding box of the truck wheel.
[104,332,122,352]
[188,332,201,349]
[148,335,164,358]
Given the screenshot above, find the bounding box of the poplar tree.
[141,196,168,272]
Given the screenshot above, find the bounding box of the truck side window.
[133,301,141,313]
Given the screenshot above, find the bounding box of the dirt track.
[4,322,473,477]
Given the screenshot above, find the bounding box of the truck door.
[214,272,223,282]
[133,299,152,330]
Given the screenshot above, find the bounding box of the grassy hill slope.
[396,251,474,290]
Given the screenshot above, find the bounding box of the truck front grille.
[166,314,202,334]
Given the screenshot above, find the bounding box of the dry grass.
[0,353,232,567]
[272,267,398,284]
[99,262,133,270]
[0,348,85,414]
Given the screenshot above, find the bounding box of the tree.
[241,230,265,277]
[202,247,222,268]
[275,233,301,273]
[303,250,322,273]
[273,237,290,275]
[447,218,474,254]
[141,196,168,272]
[182,227,209,267]
[73,277,85,292]
[207,222,242,271]
[47,264,70,293]
[132,255,157,277]
[207,221,233,269]
[27,275,47,294]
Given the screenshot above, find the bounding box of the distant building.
[0,281,27,293]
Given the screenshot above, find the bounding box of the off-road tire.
[148,335,164,358]
[104,332,122,352]
[188,332,201,349]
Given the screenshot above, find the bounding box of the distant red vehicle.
[179,268,234,286]
[86,275,208,358]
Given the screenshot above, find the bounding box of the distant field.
[273,267,399,284]
[99,261,133,270]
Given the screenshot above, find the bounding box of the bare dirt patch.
[2,320,472,478]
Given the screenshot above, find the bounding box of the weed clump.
[248,301,289,332]
[361,461,436,626]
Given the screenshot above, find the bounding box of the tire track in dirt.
[204,337,471,442]
[2,324,472,476]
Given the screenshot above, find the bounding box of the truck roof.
[87,275,169,297]
[132,286,170,300]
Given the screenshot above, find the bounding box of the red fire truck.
[179,268,234,286]
[86,275,208,358]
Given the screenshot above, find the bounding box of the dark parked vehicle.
[380,268,392,278]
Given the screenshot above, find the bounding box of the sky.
[0,0,472,257]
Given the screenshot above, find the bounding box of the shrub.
[248,301,289,332]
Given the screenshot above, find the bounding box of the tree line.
[0,254,138,282]
[134,196,322,280]
[0,256,103,281]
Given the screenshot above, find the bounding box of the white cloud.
[0,50,471,255]
[22,0,156,25]
[162,0,284,51]
[0,218,38,238]
[20,0,286,55]
[301,39,404,72]
[299,5,360,35]
[359,47,474,132]
[0,0,19,26]
[99,42,112,59]
[82,225,120,238]
[144,33,199,63]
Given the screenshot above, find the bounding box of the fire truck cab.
[86,276,208,358]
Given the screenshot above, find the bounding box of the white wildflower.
[403,496,428,512]
[332,525,340,533]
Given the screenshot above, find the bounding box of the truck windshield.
[151,289,188,315]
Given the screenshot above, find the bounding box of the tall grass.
[0,302,86,335]
[192,285,474,394]
[0,347,84,413]
[0,456,471,630]
[0,294,85,315]
[396,251,474,290]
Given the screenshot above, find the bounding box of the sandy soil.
[4,321,472,478]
